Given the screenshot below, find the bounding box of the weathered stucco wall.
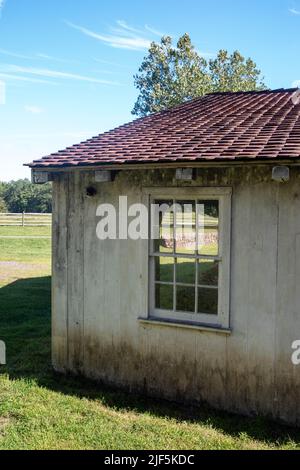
[52,166,300,425]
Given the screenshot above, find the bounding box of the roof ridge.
[132,88,300,118]
[207,88,298,96]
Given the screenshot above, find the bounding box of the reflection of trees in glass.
[204,201,219,219]
[199,261,218,286]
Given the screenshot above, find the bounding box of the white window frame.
[144,187,232,330]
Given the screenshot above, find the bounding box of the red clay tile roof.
[27,88,300,169]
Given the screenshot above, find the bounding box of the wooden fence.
[0,212,52,227]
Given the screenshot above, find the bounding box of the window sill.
[138,317,231,335]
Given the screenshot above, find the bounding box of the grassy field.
[0,226,51,237]
[1,226,300,449]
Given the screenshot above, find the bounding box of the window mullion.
[152,252,220,261]
[173,259,176,312]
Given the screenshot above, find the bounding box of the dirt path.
[0,261,51,284]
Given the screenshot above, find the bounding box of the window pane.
[176,286,195,312]
[155,284,173,310]
[197,200,219,255]
[176,258,196,285]
[198,259,219,287]
[155,257,174,283]
[198,228,219,256]
[201,200,219,222]
[153,199,174,253]
[198,287,218,315]
[175,200,196,254]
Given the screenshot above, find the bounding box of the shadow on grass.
[1,275,300,447]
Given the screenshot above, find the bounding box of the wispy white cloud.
[35,52,80,64]
[0,48,33,60]
[65,20,151,51]
[0,64,121,85]
[116,20,144,35]
[36,53,63,61]
[92,57,132,70]
[0,48,80,64]
[289,8,300,15]
[0,72,58,85]
[93,58,120,66]
[292,80,300,87]
[195,49,216,59]
[24,105,44,114]
[145,24,168,37]
[66,19,214,60]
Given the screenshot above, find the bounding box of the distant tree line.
[0,179,52,213]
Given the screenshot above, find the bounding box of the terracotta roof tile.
[26,88,300,169]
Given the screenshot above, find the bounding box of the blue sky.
[0,0,300,181]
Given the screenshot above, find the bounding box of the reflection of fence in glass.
[0,212,52,227]
[0,341,6,365]
[155,201,219,254]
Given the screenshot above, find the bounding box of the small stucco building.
[27,89,300,425]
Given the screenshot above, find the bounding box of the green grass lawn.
[1,226,300,449]
[0,225,51,237]
[0,226,51,264]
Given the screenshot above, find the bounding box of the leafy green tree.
[1,179,52,213]
[0,182,8,198]
[132,34,210,116]
[0,197,7,213]
[4,179,33,213]
[209,50,265,93]
[29,184,52,213]
[132,34,265,117]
